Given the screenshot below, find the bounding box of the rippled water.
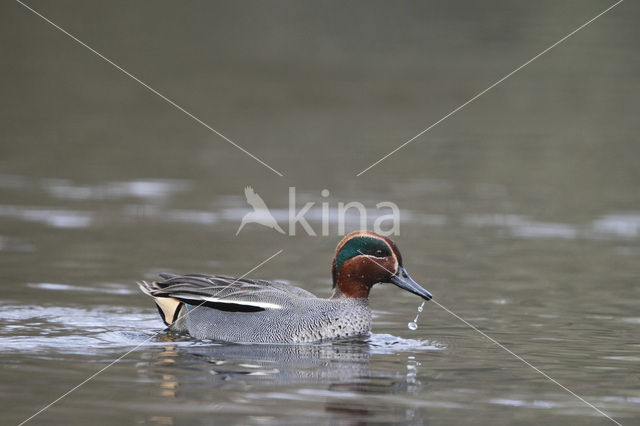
[2,1,640,425]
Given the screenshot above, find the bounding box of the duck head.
[331,231,432,301]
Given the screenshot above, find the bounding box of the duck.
[138,231,432,343]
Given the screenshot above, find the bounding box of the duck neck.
[332,275,372,299]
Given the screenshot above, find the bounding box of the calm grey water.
[2,1,639,425]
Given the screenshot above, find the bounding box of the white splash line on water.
[361,252,621,425]
[17,249,283,426]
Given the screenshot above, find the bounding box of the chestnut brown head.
[331,231,432,300]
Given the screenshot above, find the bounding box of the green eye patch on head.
[334,236,393,276]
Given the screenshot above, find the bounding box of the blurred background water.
[1,0,639,424]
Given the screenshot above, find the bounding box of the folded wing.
[138,273,316,318]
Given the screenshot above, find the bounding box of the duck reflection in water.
[152,335,372,386]
[141,333,433,425]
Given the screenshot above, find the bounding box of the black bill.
[388,266,433,301]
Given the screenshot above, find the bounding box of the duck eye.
[375,249,383,256]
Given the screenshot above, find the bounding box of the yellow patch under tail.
[154,297,183,326]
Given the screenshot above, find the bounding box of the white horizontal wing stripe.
[201,296,282,310]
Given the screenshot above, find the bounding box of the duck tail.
[137,280,185,326]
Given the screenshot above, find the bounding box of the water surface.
[1,1,639,424]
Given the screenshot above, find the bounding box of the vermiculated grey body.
[175,296,371,343]
[139,274,371,343]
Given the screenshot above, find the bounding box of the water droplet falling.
[408,301,426,331]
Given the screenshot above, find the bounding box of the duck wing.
[140,273,316,313]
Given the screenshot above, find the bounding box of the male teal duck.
[138,231,432,343]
